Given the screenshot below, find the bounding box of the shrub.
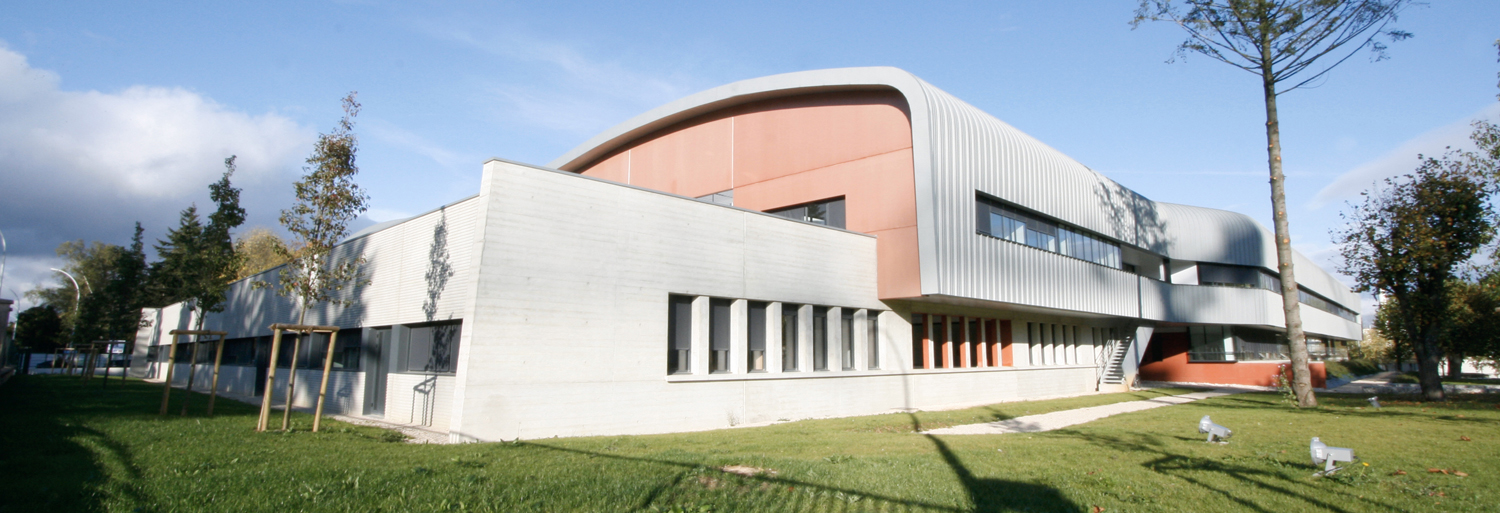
[1323,358,1384,379]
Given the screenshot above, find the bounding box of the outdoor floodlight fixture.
[1198,415,1232,443]
[1309,437,1355,476]
[1367,396,1380,408]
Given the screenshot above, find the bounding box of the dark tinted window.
[407,321,462,373]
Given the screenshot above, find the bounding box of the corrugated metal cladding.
[911,77,1357,314]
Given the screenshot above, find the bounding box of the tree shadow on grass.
[909,414,1079,512]
[0,376,154,512]
[1057,428,1406,513]
[525,418,1080,513]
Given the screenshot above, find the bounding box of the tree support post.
[181,337,202,416]
[282,333,302,431]
[256,330,285,431]
[208,335,226,415]
[101,342,113,389]
[256,323,339,432]
[159,335,179,415]
[166,330,227,416]
[313,330,341,433]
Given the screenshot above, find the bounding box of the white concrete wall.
[132,195,482,344]
[385,373,456,430]
[445,160,1111,441]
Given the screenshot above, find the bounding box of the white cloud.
[366,119,467,168]
[364,207,413,223]
[0,44,313,262]
[1312,102,1500,208]
[419,23,701,137]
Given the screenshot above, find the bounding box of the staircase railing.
[1096,335,1119,390]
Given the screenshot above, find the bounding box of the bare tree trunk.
[1415,327,1447,401]
[1446,353,1464,379]
[1262,59,1316,408]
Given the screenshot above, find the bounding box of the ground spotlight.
[1198,415,1232,443]
[1310,437,1355,475]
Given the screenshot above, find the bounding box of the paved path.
[1326,371,1404,393]
[923,389,1242,435]
[1327,370,1500,395]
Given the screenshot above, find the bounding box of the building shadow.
[907,414,1080,512]
[0,376,152,512]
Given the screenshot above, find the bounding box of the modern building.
[132,67,1361,442]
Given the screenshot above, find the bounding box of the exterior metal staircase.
[1096,334,1133,389]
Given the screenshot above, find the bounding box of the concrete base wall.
[445,161,1112,442]
[139,362,368,415]
[385,373,456,430]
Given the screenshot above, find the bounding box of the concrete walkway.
[1328,370,1500,395]
[1326,371,1404,393]
[924,389,1242,435]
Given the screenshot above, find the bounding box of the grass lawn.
[2,376,1497,512]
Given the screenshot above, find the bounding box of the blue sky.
[2,1,1497,321]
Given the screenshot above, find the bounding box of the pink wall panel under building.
[1139,332,1327,388]
[572,90,921,299]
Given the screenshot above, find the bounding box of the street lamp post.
[1,229,8,300]
[51,268,81,374]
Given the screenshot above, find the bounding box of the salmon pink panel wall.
[629,117,733,198]
[730,92,912,187]
[1138,333,1327,388]
[586,151,630,184]
[575,90,920,299]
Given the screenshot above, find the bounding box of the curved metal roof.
[550,67,1359,312]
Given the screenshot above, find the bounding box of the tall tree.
[192,156,248,329]
[101,223,149,342]
[234,227,293,279]
[1439,277,1500,377]
[15,305,65,355]
[1133,0,1413,407]
[145,157,247,330]
[266,92,370,325]
[1337,154,1494,401]
[29,240,121,341]
[146,206,206,307]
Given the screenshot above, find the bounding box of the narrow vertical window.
[667,295,693,374]
[867,311,880,370]
[813,307,829,371]
[968,318,981,367]
[781,304,800,371]
[710,298,731,373]
[841,309,855,370]
[937,315,952,368]
[748,301,767,372]
[911,314,927,370]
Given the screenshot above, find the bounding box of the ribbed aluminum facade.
[551,67,1362,340]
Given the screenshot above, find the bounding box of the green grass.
[2,376,1498,512]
